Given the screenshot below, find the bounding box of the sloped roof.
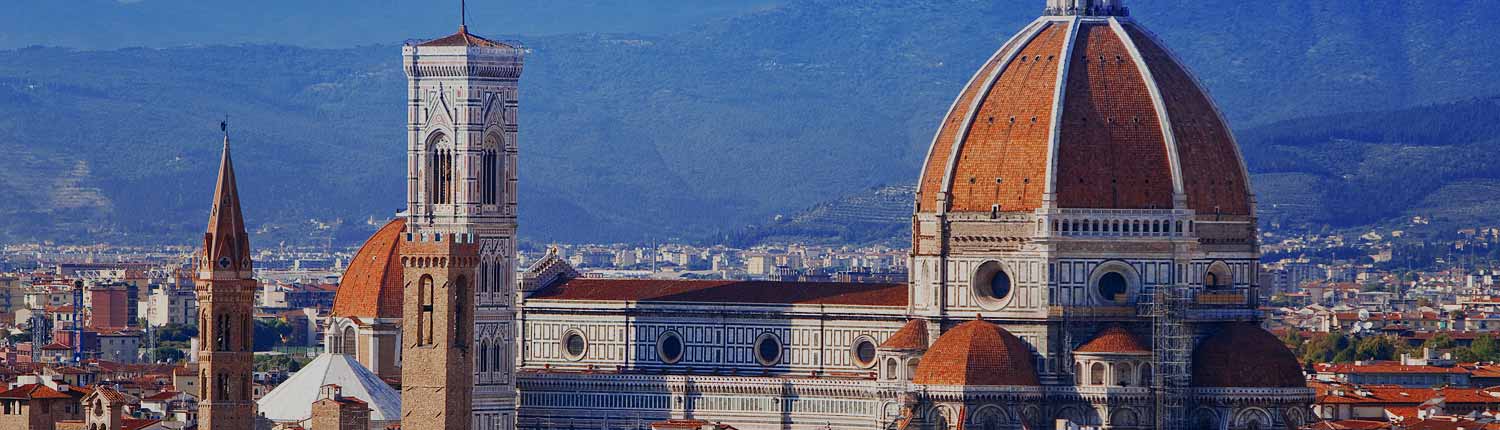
[256,354,400,423]
[880,320,928,350]
[417,26,513,48]
[0,383,72,400]
[531,278,906,307]
[1075,325,1149,354]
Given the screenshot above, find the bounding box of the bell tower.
[196,123,256,430]
[400,24,524,430]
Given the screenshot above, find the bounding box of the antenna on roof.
[460,0,467,31]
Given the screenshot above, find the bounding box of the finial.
[220,115,231,147]
[460,0,467,31]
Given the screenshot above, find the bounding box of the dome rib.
[1122,23,1252,215]
[1109,17,1186,202]
[332,219,406,319]
[914,16,1253,217]
[917,18,1053,214]
[1054,21,1173,210]
[941,20,1069,213]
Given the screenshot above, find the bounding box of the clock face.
[218,256,232,268]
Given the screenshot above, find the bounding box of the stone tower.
[400,24,524,430]
[196,125,257,430]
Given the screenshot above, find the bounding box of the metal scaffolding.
[1151,284,1192,430]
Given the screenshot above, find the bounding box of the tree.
[253,319,293,351]
[1354,336,1398,361]
[1425,334,1457,350]
[152,347,185,363]
[1472,335,1499,362]
[157,324,198,343]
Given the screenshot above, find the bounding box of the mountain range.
[1,0,1498,246]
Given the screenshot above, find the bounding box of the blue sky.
[0,0,778,49]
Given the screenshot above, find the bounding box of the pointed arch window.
[418,275,435,346]
[427,133,454,205]
[481,134,501,205]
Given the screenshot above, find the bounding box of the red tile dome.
[1075,325,1149,354]
[1192,323,1306,388]
[915,16,1250,216]
[880,319,929,351]
[331,219,405,319]
[912,320,1039,386]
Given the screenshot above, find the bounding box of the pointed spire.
[202,120,252,276]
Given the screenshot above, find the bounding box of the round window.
[971,261,1014,308]
[852,337,877,368]
[562,330,587,360]
[1098,272,1129,303]
[657,331,684,364]
[754,333,782,366]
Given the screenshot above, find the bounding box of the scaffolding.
[1151,285,1192,430]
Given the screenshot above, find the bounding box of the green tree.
[1354,336,1399,361]
[1472,335,1499,361]
[152,347,185,363]
[1425,334,1456,350]
[253,319,293,351]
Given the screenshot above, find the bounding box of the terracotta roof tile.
[1191,323,1305,388]
[417,26,513,48]
[531,278,906,307]
[912,320,1039,386]
[0,383,72,400]
[1074,325,1149,354]
[880,319,928,350]
[332,219,405,319]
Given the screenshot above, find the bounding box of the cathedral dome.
[915,14,1250,216]
[912,320,1039,386]
[1191,323,1306,388]
[331,219,405,319]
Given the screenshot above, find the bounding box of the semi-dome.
[1192,323,1305,388]
[331,219,405,319]
[915,14,1250,215]
[1075,325,1149,355]
[913,320,1039,386]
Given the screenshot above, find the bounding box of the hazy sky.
[0,0,778,49]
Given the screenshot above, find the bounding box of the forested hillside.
[0,0,1496,245]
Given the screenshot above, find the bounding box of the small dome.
[332,219,405,319]
[1192,323,1305,388]
[880,319,929,351]
[1075,325,1149,355]
[913,320,1039,386]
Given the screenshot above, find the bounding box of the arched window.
[1205,262,1232,289]
[427,133,454,205]
[491,342,504,373]
[341,326,356,356]
[478,340,489,373]
[481,134,501,205]
[453,276,469,348]
[1090,362,1106,385]
[418,275,435,346]
[1115,362,1134,387]
[1074,361,1084,385]
[885,358,899,380]
[1140,363,1154,387]
[215,315,229,352]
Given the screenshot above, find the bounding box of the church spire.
[202,120,251,275]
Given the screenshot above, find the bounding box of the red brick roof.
[880,319,928,350]
[916,18,1251,216]
[530,278,906,307]
[417,26,513,48]
[912,320,1039,386]
[1191,323,1306,388]
[332,219,405,319]
[1074,325,1149,354]
[1315,362,1470,375]
[0,383,72,400]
